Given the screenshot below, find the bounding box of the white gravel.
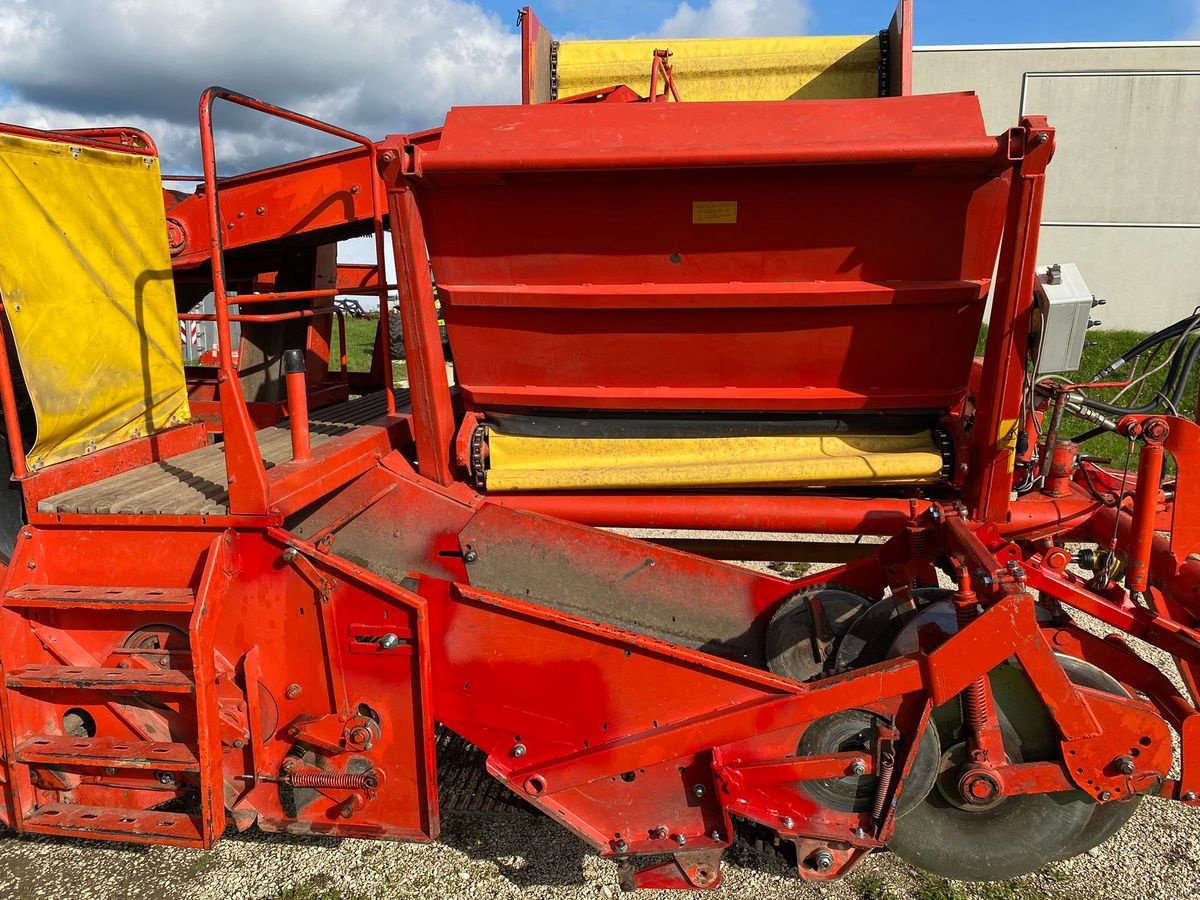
[2,532,1197,900]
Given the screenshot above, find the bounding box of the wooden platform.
[39,392,393,516]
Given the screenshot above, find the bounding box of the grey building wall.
[913,44,1200,331]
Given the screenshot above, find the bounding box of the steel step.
[21,804,205,847]
[16,735,198,772]
[5,665,194,694]
[4,584,195,612]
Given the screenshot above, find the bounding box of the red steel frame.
[0,20,1198,894]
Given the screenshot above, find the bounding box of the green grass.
[331,315,381,373]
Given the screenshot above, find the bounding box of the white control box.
[1032,263,1097,376]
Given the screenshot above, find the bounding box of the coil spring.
[955,600,989,731]
[870,751,895,820]
[287,771,374,790]
[908,528,932,561]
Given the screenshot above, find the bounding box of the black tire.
[388,311,406,360]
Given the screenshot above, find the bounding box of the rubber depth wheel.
[797,708,940,816]
[888,665,1095,881]
[765,586,872,682]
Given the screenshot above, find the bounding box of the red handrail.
[197,87,395,514]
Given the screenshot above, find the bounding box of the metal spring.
[908,528,932,560]
[287,771,373,790]
[870,751,895,820]
[955,601,989,731]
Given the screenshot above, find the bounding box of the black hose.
[1092,313,1200,380]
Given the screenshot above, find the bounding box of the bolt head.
[379,632,401,650]
[1116,756,1136,776]
[1183,791,1197,802]
[614,839,629,854]
[285,683,302,700]
[674,833,687,846]
[282,547,299,562]
[511,742,527,758]
[692,783,706,798]
[710,830,722,842]
[854,827,867,839]
[849,760,867,777]
[780,816,794,830]
[1099,791,1113,801]
[463,549,478,563]
[233,739,244,748]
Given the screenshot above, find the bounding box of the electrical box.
[1032,263,1098,376]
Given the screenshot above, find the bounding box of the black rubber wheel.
[889,665,1095,881]
[797,708,940,816]
[388,311,406,360]
[765,586,872,682]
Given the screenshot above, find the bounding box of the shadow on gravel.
[438,809,592,889]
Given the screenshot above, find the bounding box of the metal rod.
[284,350,311,462]
[0,303,28,479]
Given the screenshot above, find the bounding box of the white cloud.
[0,0,519,173]
[653,0,812,38]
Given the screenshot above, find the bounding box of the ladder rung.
[6,665,194,694]
[5,585,195,612]
[16,735,198,771]
[22,804,205,847]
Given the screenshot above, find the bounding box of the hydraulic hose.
[1092,313,1200,381]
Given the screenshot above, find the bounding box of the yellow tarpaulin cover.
[0,133,190,470]
[485,432,944,492]
[557,35,880,102]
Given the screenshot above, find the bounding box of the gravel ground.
[1,532,1197,900]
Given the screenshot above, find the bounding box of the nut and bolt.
[281,758,298,773]
[1183,791,1197,802]
[692,783,706,798]
[285,683,302,700]
[811,849,835,872]
[233,739,245,748]
[1115,756,1136,776]
[674,833,687,846]
[511,743,527,758]
[614,838,629,854]
[282,546,299,562]
[463,549,478,563]
[650,825,668,839]
[849,759,867,777]
[709,830,722,842]
[157,772,174,785]
[854,827,867,839]
[780,816,795,830]
[379,633,401,650]
[1099,791,1113,801]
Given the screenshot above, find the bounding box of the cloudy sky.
[1,0,1197,175]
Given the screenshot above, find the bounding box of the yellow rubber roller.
[484,431,945,492]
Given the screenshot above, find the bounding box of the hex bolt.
[233,739,245,749]
[780,816,795,830]
[1099,791,1112,801]
[379,633,401,651]
[157,772,174,785]
[650,825,668,840]
[463,549,478,564]
[104,767,116,776]
[1116,756,1136,776]
[812,849,835,872]
[339,800,355,819]
[710,830,722,842]
[281,758,298,773]
[285,683,302,700]
[849,759,867,777]
[614,838,629,854]
[692,783,706,798]
[282,546,299,562]
[674,833,687,846]
[854,827,867,839]
[1184,791,1197,802]
[511,743,527,758]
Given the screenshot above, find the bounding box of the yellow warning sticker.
[692,200,737,224]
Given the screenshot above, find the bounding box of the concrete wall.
[913,44,1200,330]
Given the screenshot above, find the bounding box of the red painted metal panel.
[395,93,1011,415]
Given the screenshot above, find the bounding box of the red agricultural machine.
[0,1,1197,890]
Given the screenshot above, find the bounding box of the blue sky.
[495,0,1199,44]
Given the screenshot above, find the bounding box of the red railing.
[196,87,395,514]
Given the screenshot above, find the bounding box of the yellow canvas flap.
[0,132,190,470]
[557,34,880,102]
